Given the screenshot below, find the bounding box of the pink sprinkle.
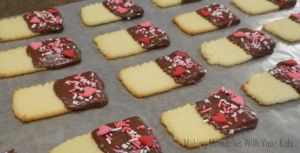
[242,119,246,122]
[156,144,160,148]
[218,101,222,107]
[115,146,120,149]
[202,105,206,110]
[126,120,130,123]
[223,107,227,113]
[228,122,232,125]
[234,116,238,123]
[69,88,77,93]
[97,94,101,98]
[106,134,112,140]
[74,73,82,80]
[132,141,141,149]
[222,125,229,129]
[201,108,212,113]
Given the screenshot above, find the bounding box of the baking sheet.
[1,0,300,152]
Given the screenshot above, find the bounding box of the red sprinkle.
[200,9,211,17]
[138,37,150,44]
[212,113,227,123]
[284,59,298,66]
[173,67,186,76]
[174,51,187,57]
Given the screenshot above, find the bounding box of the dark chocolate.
[196,88,258,135]
[227,28,276,58]
[127,21,170,50]
[4,150,14,153]
[267,0,296,9]
[182,0,201,4]
[155,51,206,85]
[103,0,144,20]
[23,8,63,34]
[289,13,300,24]
[91,116,162,153]
[196,4,240,29]
[26,38,81,69]
[54,71,108,111]
[269,60,300,94]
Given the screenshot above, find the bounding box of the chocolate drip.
[267,0,296,9]
[23,8,63,34]
[196,88,258,135]
[182,0,201,4]
[103,0,144,20]
[227,28,276,58]
[127,22,170,50]
[54,71,108,111]
[26,38,81,69]
[155,51,206,85]
[269,60,300,94]
[91,117,162,153]
[289,13,300,24]
[196,4,240,29]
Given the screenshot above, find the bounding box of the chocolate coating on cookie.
[127,21,170,50]
[54,71,108,111]
[5,150,15,153]
[23,8,63,34]
[155,51,206,85]
[196,88,258,135]
[290,13,300,24]
[91,116,162,153]
[182,0,201,4]
[26,38,81,69]
[227,28,276,58]
[267,0,296,9]
[103,0,144,20]
[269,60,300,94]
[196,4,240,29]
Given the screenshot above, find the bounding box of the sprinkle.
[222,125,229,129]
[111,127,122,132]
[234,116,238,123]
[201,108,212,113]
[227,20,233,28]
[229,129,235,134]
[203,119,209,123]
[121,144,129,149]
[106,138,111,144]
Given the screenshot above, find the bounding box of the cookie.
[173,4,240,35]
[243,60,300,105]
[161,88,258,148]
[50,117,162,153]
[263,13,300,42]
[201,28,276,66]
[81,0,144,26]
[119,51,206,97]
[12,72,108,122]
[231,0,296,15]
[152,0,201,8]
[0,38,81,78]
[94,21,170,59]
[0,9,63,42]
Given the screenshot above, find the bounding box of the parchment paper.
[1,0,300,152]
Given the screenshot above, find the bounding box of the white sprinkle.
[112,127,122,132]
[89,96,93,99]
[32,24,36,28]
[129,138,138,142]
[85,99,90,102]
[203,119,209,123]
[122,144,128,149]
[106,138,111,144]
[73,93,77,99]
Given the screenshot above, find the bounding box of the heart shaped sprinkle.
[80,87,97,97]
[140,21,152,28]
[173,67,186,76]
[285,59,298,66]
[277,0,285,2]
[212,113,227,123]
[174,51,187,57]
[47,9,59,14]
[230,96,245,106]
[138,37,150,44]
[30,17,41,23]
[200,9,211,17]
[138,136,154,147]
[63,49,75,58]
[97,125,113,136]
[233,31,245,37]
[290,13,300,18]
[118,6,128,13]
[30,42,43,50]
[287,72,300,80]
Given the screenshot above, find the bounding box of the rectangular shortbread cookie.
[161,103,225,148]
[119,61,182,97]
[49,133,103,153]
[12,82,71,122]
[231,0,279,15]
[201,38,252,66]
[263,18,300,42]
[0,47,46,78]
[0,17,39,42]
[173,11,217,35]
[243,72,300,105]
[94,30,146,59]
[81,3,121,26]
